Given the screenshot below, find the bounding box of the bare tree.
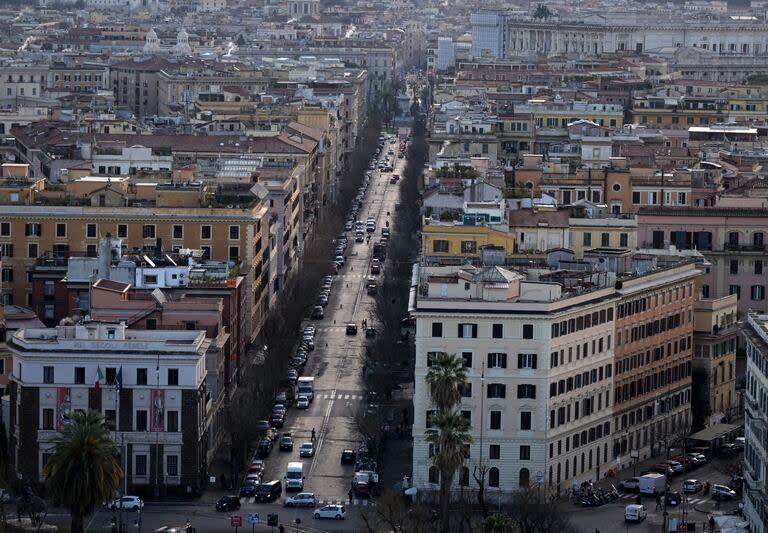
[472,462,490,517]
[506,487,578,533]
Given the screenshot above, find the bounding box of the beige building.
[693,294,738,422]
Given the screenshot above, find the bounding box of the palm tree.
[44,410,122,533]
[426,411,473,532]
[425,352,467,412]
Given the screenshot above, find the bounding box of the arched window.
[488,467,500,488]
[459,466,469,486]
[428,466,439,484]
[519,468,530,488]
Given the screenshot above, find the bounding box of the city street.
[62,133,409,533]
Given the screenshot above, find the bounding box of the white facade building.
[8,322,212,493]
[413,265,618,498]
[741,313,768,533]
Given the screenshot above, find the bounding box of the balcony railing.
[724,243,766,252]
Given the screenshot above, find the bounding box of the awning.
[687,423,740,443]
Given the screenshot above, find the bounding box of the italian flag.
[94,366,104,393]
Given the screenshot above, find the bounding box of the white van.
[624,504,647,522]
[285,462,304,491]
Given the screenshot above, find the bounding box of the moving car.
[215,495,240,512]
[346,323,358,335]
[300,442,315,457]
[370,259,381,274]
[314,504,346,520]
[255,480,283,503]
[682,479,702,493]
[296,395,310,409]
[279,433,294,451]
[341,449,356,464]
[108,496,144,510]
[712,484,737,501]
[624,504,647,523]
[618,477,641,492]
[664,491,681,506]
[284,493,316,508]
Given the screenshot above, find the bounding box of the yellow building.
[568,210,638,257]
[422,222,515,263]
[693,294,739,422]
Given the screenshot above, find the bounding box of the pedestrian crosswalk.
[617,492,710,505]
[238,496,374,507]
[317,393,365,401]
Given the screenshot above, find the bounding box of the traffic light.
[267,514,278,527]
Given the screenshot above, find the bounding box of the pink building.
[638,207,768,315]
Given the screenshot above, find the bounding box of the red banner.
[56,387,71,431]
[151,389,165,432]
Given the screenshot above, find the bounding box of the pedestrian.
[709,515,715,532]
[348,488,353,504]
[311,428,316,442]
[655,494,662,510]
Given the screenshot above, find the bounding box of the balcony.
[724,243,766,252]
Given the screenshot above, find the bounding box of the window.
[166,455,178,477]
[56,223,67,238]
[135,410,148,431]
[229,225,240,240]
[167,410,179,432]
[1,268,12,283]
[136,368,148,385]
[142,225,155,239]
[135,454,147,476]
[431,322,443,337]
[583,232,592,246]
[730,260,738,274]
[425,410,436,429]
[518,353,537,369]
[200,246,211,260]
[104,409,116,430]
[489,444,500,460]
[520,411,532,430]
[0,243,12,258]
[490,411,502,430]
[43,366,54,384]
[520,445,531,460]
[460,240,477,254]
[458,323,478,338]
[459,466,470,486]
[25,223,41,236]
[461,352,472,367]
[751,285,765,301]
[522,324,534,339]
[229,246,239,261]
[729,285,741,298]
[487,352,507,368]
[620,233,628,247]
[428,466,439,484]
[42,408,54,430]
[167,368,179,386]
[517,384,536,399]
[146,319,156,330]
[601,233,609,247]
[487,384,506,398]
[432,239,449,253]
[488,467,500,487]
[458,382,472,398]
[86,223,97,238]
[201,225,212,240]
[28,243,38,258]
[632,191,641,204]
[74,367,85,384]
[172,225,183,239]
[0,222,9,236]
[117,224,128,238]
[105,367,117,384]
[492,323,503,339]
[756,261,763,275]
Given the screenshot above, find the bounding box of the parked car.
[720,443,741,456]
[370,259,381,274]
[248,460,265,475]
[346,323,358,335]
[240,479,258,498]
[108,496,144,510]
[270,411,285,428]
[255,419,271,431]
[712,484,737,501]
[682,479,702,493]
[215,495,240,512]
[257,438,273,458]
[287,369,299,382]
[311,306,324,319]
[279,433,294,451]
[300,442,315,457]
[341,449,356,464]
[284,492,316,508]
[314,504,346,520]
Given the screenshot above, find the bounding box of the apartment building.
[611,263,699,469]
[637,206,768,315]
[693,294,738,423]
[7,322,211,494]
[413,264,617,497]
[740,312,768,533]
[0,191,269,342]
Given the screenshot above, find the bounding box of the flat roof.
[687,422,740,442]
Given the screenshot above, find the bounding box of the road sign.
[231,515,242,527]
[535,471,544,483]
[247,514,259,525]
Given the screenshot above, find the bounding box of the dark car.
[346,323,358,335]
[341,449,356,465]
[240,479,258,498]
[255,480,283,503]
[216,495,241,512]
[257,438,272,458]
[664,492,681,507]
[279,433,294,451]
[311,306,324,319]
[720,443,741,456]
